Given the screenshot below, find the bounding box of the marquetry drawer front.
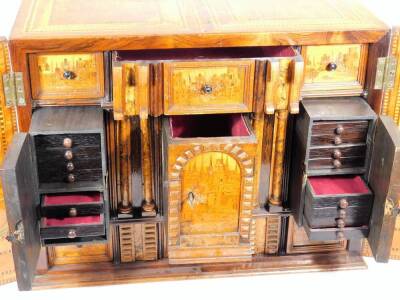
[303,176,372,241]
[164,114,257,264]
[41,192,104,218]
[302,44,368,97]
[40,214,105,241]
[29,53,105,103]
[34,134,103,186]
[163,60,255,115]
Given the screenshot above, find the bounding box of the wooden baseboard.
[32,251,366,290]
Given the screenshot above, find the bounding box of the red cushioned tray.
[43,192,102,206]
[308,175,370,196]
[42,214,103,227]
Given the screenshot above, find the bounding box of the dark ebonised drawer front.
[41,192,104,218]
[303,176,373,238]
[40,214,105,240]
[35,133,102,184]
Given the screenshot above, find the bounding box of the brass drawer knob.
[201,84,213,95]
[63,137,73,148]
[69,207,78,217]
[67,229,77,239]
[67,174,75,183]
[332,149,342,159]
[335,125,344,135]
[338,209,347,219]
[337,231,345,240]
[333,159,342,169]
[336,218,345,228]
[339,198,349,209]
[63,70,76,80]
[66,162,75,172]
[334,136,342,145]
[326,62,338,71]
[64,150,73,160]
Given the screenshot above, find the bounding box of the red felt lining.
[43,192,101,206]
[308,176,370,196]
[116,46,296,61]
[44,215,102,227]
[170,114,250,138]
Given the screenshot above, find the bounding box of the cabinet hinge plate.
[374,56,397,90]
[2,72,26,107]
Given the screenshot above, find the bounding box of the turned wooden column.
[118,117,133,215]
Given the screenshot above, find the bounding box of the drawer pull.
[334,136,342,145]
[63,70,76,80]
[201,84,213,95]
[326,62,338,72]
[338,209,347,219]
[67,174,75,183]
[67,229,77,239]
[69,208,78,217]
[336,218,345,228]
[332,159,342,169]
[63,137,73,148]
[337,231,345,240]
[66,162,75,172]
[339,199,349,209]
[64,150,73,160]
[332,149,342,159]
[335,125,344,135]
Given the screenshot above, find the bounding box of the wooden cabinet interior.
[0,0,400,291]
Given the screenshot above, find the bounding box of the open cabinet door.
[368,116,400,262]
[0,133,40,290]
[0,38,18,285]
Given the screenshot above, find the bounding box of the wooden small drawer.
[308,156,366,171]
[40,214,105,241]
[311,121,369,146]
[29,53,105,103]
[34,133,103,185]
[41,192,104,218]
[163,60,255,115]
[302,44,368,97]
[303,175,372,239]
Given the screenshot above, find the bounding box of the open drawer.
[112,46,303,117]
[41,192,104,218]
[303,175,372,240]
[163,114,257,264]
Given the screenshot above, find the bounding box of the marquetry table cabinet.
[0,0,400,291]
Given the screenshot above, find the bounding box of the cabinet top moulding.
[9,0,388,53]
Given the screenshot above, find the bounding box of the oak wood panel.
[0,38,17,285]
[29,53,104,103]
[302,44,368,97]
[163,60,255,115]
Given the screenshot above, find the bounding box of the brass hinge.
[374,56,397,90]
[2,72,26,107]
[5,220,25,243]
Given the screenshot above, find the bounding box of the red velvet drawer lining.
[308,176,370,196]
[170,114,250,138]
[44,215,102,227]
[43,192,101,206]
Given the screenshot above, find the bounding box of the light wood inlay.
[163,60,255,115]
[302,44,368,97]
[29,52,104,103]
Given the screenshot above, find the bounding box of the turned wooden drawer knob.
[338,209,347,219]
[336,218,345,228]
[333,159,342,169]
[68,229,77,239]
[334,136,342,145]
[339,198,349,209]
[67,174,75,183]
[63,137,73,148]
[202,84,213,94]
[335,125,344,135]
[332,149,342,159]
[326,62,338,71]
[63,70,76,80]
[69,207,78,217]
[64,150,73,160]
[66,162,75,172]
